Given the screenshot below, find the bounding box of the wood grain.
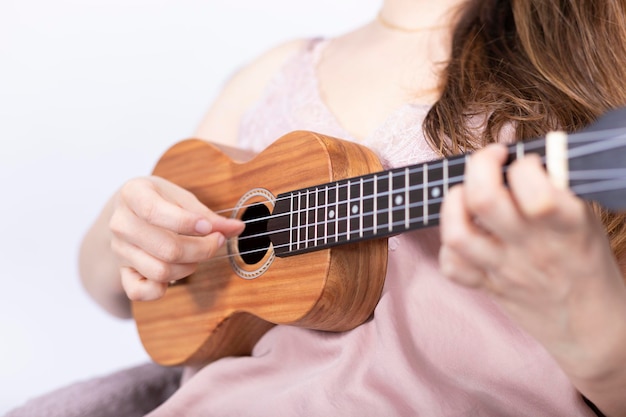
[132,131,388,366]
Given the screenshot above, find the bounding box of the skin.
[79,0,626,415]
[440,145,626,416]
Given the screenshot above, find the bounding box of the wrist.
[556,299,626,417]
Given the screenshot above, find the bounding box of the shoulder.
[220,38,311,105]
[194,38,311,145]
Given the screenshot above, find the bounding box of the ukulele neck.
[269,138,549,257]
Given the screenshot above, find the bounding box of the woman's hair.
[424,0,626,264]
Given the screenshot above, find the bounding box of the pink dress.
[148,39,597,417]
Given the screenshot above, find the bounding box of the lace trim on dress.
[238,38,440,170]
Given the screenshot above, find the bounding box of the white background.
[0,0,380,412]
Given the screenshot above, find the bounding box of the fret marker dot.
[328,209,335,219]
[394,195,403,206]
[351,205,359,214]
[431,187,441,198]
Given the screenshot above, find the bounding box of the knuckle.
[121,266,168,301]
[149,261,173,283]
[125,284,146,302]
[466,190,495,215]
[151,284,168,300]
[156,239,184,263]
[135,196,159,224]
[119,178,150,201]
[442,227,470,250]
[525,196,559,220]
[108,213,125,237]
[109,237,124,258]
[203,241,218,260]
[120,179,160,223]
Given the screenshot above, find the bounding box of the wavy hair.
[424,0,626,264]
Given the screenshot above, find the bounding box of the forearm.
[574,361,626,417]
[554,268,626,417]
[583,380,626,417]
[570,309,626,417]
[79,194,131,319]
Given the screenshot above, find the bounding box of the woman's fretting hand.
[438,144,626,382]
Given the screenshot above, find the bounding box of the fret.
[298,191,307,250]
[423,163,429,225]
[362,176,375,237]
[323,186,329,245]
[387,173,393,232]
[307,189,316,248]
[326,183,337,244]
[304,189,309,248]
[345,180,351,241]
[447,155,466,189]
[313,187,320,246]
[337,181,348,242]
[375,173,390,234]
[404,167,410,229]
[291,192,301,251]
[317,186,326,246]
[334,184,340,243]
[443,159,449,197]
[373,174,378,234]
[426,163,444,223]
[391,169,406,231]
[359,178,364,238]
[408,166,425,227]
[289,193,295,252]
[348,179,362,240]
[508,140,547,164]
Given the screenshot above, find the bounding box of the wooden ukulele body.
[132,131,388,366]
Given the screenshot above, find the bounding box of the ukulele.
[132,108,626,366]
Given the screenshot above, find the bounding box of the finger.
[120,178,244,237]
[506,154,586,229]
[463,144,524,240]
[439,245,488,288]
[111,238,199,282]
[440,185,503,270]
[111,212,227,264]
[151,176,246,236]
[120,266,168,301]
[205,213,246,238]
[150,176,246,236]
[121,179,208,235]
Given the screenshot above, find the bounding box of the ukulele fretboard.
[268,140,547,257]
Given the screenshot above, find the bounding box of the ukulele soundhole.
[228,188,276,280]
[239,203,271,264]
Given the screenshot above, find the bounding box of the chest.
[315,37,448,141]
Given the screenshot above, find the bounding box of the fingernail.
[195,219,212,234]
[217,234,225,247]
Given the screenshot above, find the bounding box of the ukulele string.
[210,174,625,263]
[208,211,446,262]
[214,128,626,219]
[232,163,625,247]
[569,178,626,197]
[231,150,625,246]
[206,128,626,259]
[561,126,626,144]
[214,170,626,263]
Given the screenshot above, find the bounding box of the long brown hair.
[424,0,626,265]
